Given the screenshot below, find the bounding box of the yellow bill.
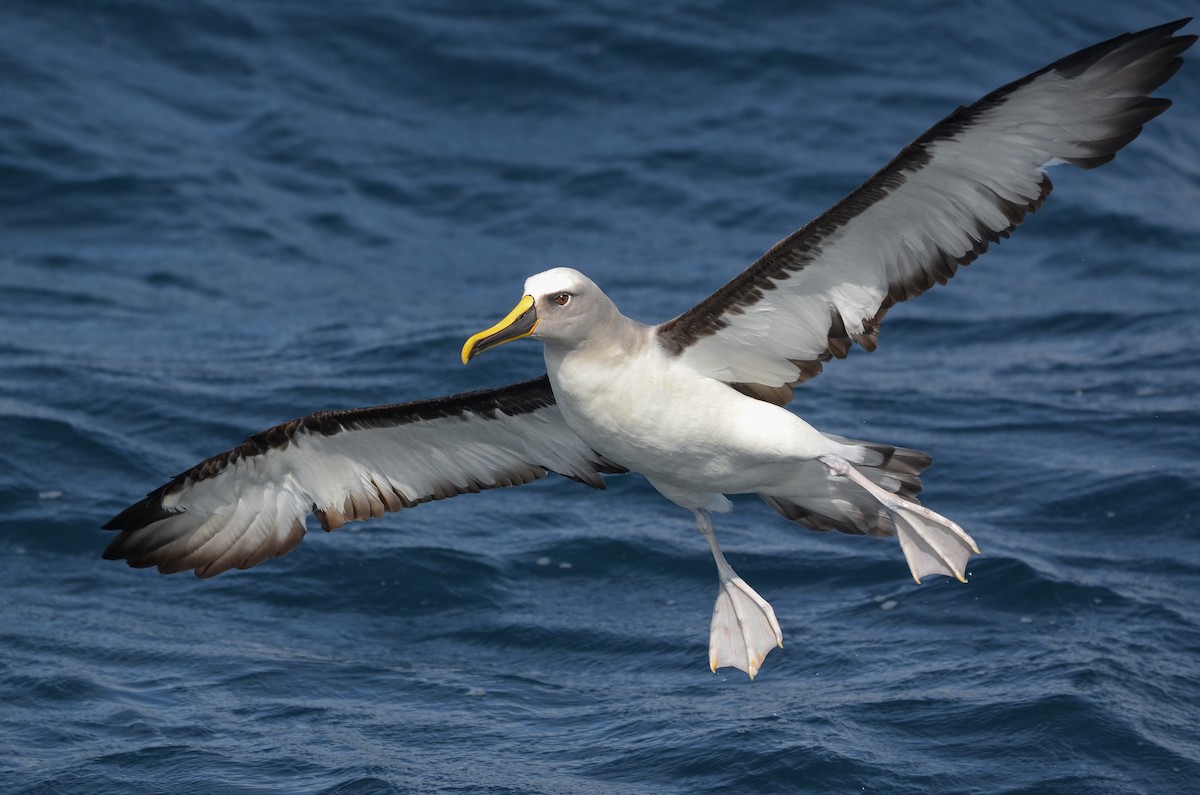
[461,294,539,364]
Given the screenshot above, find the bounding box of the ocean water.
[2,1,1198,793]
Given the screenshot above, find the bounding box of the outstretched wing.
[103,376,625,578]
[657,20,1194,404]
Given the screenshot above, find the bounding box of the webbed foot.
[819,454,980,583]
[709,575,783,679]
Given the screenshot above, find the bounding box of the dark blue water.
[3,2,1198,793]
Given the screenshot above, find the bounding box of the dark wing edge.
[102,375,626,578]
[657,19,1195,404]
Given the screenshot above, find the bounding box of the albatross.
[104,20,1195,678]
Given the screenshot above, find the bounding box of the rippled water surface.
[2,2,1199,793]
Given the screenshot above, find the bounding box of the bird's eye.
[552,292,571,306]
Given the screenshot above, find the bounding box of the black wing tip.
[102,498,176,533]
[99,538,154,564]
[1053,17,1194,67]
[1149,18,1192,35]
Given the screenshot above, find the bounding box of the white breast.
[546,336,831,493]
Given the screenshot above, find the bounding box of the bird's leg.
[817,454,981,583]
[694,509,783,679]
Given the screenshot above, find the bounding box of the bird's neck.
[543,312,650,372]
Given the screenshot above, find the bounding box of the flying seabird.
[104,20,1195,678]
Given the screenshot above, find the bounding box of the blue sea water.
[2,1,1199,792]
